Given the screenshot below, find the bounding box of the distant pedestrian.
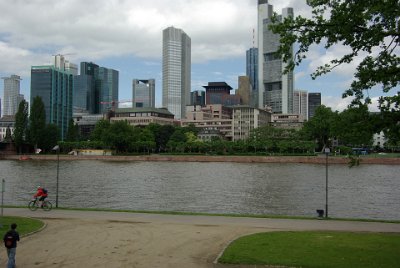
[3,223,20,268]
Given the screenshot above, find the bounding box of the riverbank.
[2,153,400,164]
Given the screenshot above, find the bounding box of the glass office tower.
[31,66,73,140]
[162,26,191,119]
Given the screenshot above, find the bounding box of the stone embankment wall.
[1,154,400,165]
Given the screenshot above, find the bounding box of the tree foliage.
[13,99,29,153]
[40,124,60,152]
[335,105,374,147]
[301,105,338,151]
[66,119,79,142]
[270,0,400,108]
[29,96,46,150]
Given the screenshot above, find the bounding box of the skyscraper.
[78,62,119,114]
[2,75,23,116]
[190,90,206,106]
[132,79,155,108]
[80,62,99,114]
[246,47,258,92]
[258,0,294,114]
[293,90,308,121]
[98,67,119,114]
[31,66,73,140]
[308,92,321,120]
[162,26,191,119]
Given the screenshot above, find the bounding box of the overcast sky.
[0,0,391,112]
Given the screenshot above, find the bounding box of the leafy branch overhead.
[269,0,400,109]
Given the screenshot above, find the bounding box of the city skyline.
[0,0,394,114]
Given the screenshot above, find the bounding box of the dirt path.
[2,209,399,268]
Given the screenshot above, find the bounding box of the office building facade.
[258,0,294,114]
[132,79,155,108]
[232,106,271,141]
[190,90,206,106]
[308,92,321,120]
[246,47,258,92]
[73,74,93,113]
[293,90,308,121]
[31,66,73,140]
[78,62,119,114]
[2,75,23,116]
[162,26,191,119]
[98,67,119,114]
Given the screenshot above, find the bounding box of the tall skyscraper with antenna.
[246,28,258,105]
[258,0,294,114]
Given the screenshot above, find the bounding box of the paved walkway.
[2,208,400,267]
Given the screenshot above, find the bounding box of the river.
[0,159,399,220]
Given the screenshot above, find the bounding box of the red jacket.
[34,188,48,198]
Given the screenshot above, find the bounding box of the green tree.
[13,100,29,153]
[102,120,135,153]
[40,124,60,152]
[66,119,79,142]
[135,128,156,153]
[301,105,338,151]
[4,126,12,142]
[146,123,176,152]
[90,119,111,142]
[167,128,187,153]
[29,96,46,151]
[335,105,374,147]
[269,0,400,108]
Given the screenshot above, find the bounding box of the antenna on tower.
[252,28,255,48]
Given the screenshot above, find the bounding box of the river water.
[0,159,399,220]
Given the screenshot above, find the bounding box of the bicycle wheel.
[42,200,52,211]
[28,200,38,211]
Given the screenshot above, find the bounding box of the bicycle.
[28,198,52,211]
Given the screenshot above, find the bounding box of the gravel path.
[2,208,399,268]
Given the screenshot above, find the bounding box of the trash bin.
[316,209,324,218]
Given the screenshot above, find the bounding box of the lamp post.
[324,147,330,218]
[52,145,60,208]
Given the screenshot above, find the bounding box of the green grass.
[219,231,400,268]
[4,205,400,223]
[0,216,44,236]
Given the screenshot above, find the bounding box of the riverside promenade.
[2,153,400,164]
[2,208,400,268]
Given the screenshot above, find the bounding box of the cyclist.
[33,186,48,207]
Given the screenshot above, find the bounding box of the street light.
[52,145,60,208]
[324,147,330,218]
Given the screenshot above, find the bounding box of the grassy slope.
[219,231,400,268]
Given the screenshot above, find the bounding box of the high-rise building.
[162,26,191,119]
[31,66,73,140]
[308,92,321,120]
[258,0,294,114]
[73,74,93,113]
[293,90,308,121]
[237,76,252,106]
[246,47,258,92]
[203,82,241,106]
[98,67,119,114]
[2,75,23,116]
[132,79,155,108]
[190,90,206,106]
[54,54,78,75]
[80,62,99,114]
[77,62,118,114]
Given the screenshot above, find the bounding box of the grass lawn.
[219,231,400,268]
[0,216,44,236]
